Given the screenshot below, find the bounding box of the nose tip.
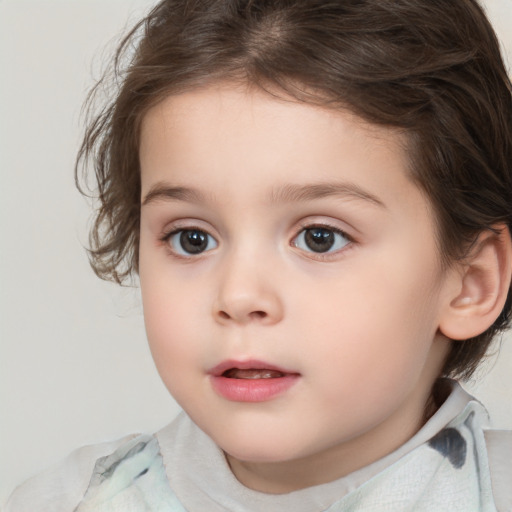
[212,251,284,326]
[213,284,284,326]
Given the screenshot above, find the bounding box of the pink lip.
[209,359,296,376]
[209,359,300,402]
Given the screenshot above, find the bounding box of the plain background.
[1,0,511,505]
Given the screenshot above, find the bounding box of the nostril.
[217,310,267,321]
[250,311,267,319]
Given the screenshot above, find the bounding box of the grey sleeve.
[3,435,138,512]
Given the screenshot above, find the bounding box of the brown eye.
[294,226,349,254]
[305,228,335,252]
[168,229,218,255]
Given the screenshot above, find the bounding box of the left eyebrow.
[268,182,386,209]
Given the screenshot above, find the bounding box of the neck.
[225,384,434,494]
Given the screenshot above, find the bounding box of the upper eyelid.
[160,220,349,234]
[163,227,218,258]
[294,220,353,240]
[158,214,359,243]
[158,218,355,244]
[292,224,352,245]
[160,221,218,240]
[296,222,344,232]
[161,225,206,238]
[291,224,354,261]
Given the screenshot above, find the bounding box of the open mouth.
[222,368,286,379]
[210,359,297,378]
[210,360,300,402]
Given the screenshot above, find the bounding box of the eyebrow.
[142,184,205,206]
[141,181,386,208]
[268,182,386,208]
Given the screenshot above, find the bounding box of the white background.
[1,0,511,505]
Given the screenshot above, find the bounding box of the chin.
[214,429,315,464]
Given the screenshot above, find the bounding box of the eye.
[293,226,350,254]
[166,228,218,256]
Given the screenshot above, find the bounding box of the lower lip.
[210,375,299,402]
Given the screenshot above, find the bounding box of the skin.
[138,83,459,494]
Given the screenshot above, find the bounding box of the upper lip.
[208,359,299,377]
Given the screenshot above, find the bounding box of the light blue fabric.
[74,436,186,512]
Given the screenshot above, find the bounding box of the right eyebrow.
[141,184,205,206]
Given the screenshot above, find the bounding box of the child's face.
[138,83,456,492]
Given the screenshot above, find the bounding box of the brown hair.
[76,0,512,380]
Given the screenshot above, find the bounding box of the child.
[5,0,512,510]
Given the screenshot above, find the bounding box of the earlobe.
[439,225,512,340]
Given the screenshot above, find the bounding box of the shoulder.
[484,429,512,512]
[3,434,139,512]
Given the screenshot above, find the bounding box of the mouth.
[209,360,300,402]
[210,359,298,378]
[222,368,287,379]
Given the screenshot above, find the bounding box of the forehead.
[140,82,406,149]
[139,84,414,202]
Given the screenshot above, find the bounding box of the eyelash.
[160,225,218,259]
[292,222,353,260]
[159,222,354,259]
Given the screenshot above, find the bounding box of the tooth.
[224,369,285,379]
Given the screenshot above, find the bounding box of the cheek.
[140,272,204,379]
[303,310,433,432]
[295,257,442,389]
[143,299,205,406]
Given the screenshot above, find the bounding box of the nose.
[212,253,284,326]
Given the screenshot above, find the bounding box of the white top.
[4,380,510,511]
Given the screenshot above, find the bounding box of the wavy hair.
[76,0,512,379]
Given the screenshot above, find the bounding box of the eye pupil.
[305,228,335,253]
[180,230,208,254]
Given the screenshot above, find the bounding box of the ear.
[439,224,512,340]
